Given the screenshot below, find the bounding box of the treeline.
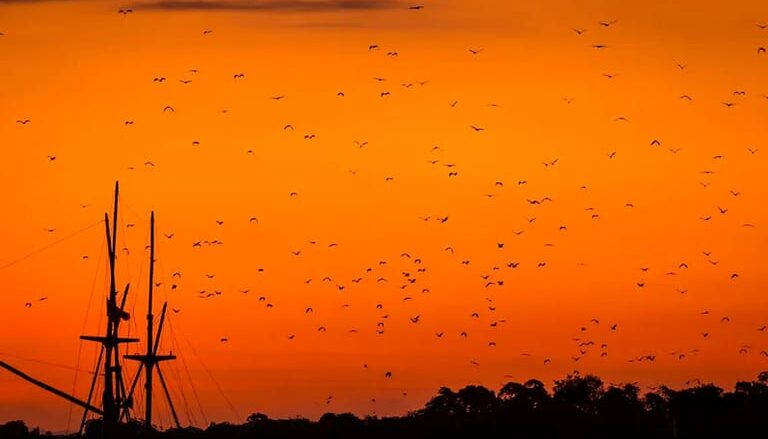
[3,371,768,438]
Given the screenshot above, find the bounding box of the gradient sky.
[1,0,767,433]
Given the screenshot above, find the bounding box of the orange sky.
[1,0,767,433]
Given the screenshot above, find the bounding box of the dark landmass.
[3,371,768,438]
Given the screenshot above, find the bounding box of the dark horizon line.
[3,369,768,437]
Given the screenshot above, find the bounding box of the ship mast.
[0,182,181,435]
[124,211,180,431]
[79,181,138,436]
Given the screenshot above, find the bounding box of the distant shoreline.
[3,371,768,438]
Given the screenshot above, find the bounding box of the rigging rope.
[66,237,107,434]
[0,219,105,272]
[165,328,198,427]
[181,332,241,422]
[172,343,197,427]
[0,351,97,375]
[168,319,208,426]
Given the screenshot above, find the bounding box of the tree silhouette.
[499,379,550,411]
[553,371,604,414]
[4,371,768,438]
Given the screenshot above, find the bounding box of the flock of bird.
[2,1,768,422]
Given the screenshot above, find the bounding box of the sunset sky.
[1,0,767,433]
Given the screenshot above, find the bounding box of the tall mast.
[0,182,182,435]
[105,182,118,429]
[146,211,155,429]
[80,181,139,436]
[125,211,179,431]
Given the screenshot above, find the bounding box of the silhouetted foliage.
[4,371,768,438]
[0,421,30,439]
